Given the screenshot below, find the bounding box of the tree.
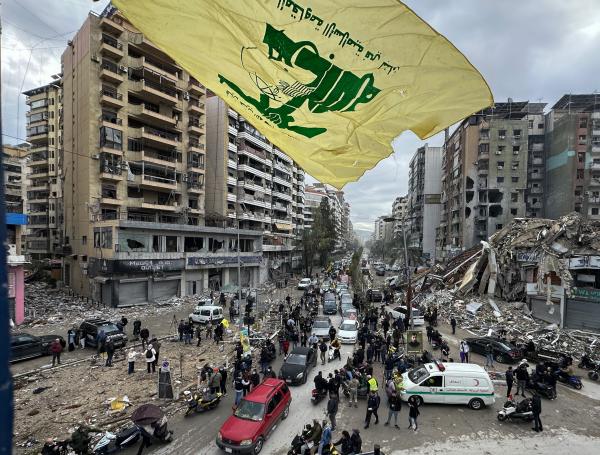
[300,198,337,275]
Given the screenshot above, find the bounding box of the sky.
[2,0,600,232]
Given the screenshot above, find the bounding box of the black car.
[465,337,522,363]
[279,346,317,385]
[367,289,383,302]
[323,292,337,315]
[375,267,386,276]
[10,333,65,363]
[79,319,128,348]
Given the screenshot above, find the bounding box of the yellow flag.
[113,0,492,188]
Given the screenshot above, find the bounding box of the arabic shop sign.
[569,256,600,270]
[517,251,542,263]
[89,258,185,276]
[187,255,262,267]
[572,288,600,301]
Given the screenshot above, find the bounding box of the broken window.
[165,236,178,252]
[153,235,161,252]
[513,129,521,139]
[465,207,471,218]
[489,205,503,217]
[466,191,474,203]
[497,176,504,183]
[513,146,520,154]
[93,227,112,248]
[101,184,117,199]
[577,169,584,179]
[184,236,204,252]
[208,237,224,253]
[580,118,588,128]
[496,224,503,230]
[578,152,585,163]
[511,193,518,202]
[511,208,517,215]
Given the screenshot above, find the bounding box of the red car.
[216,379,292,454]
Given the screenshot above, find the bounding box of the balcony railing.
[143,79,178,98]
[100,88,123,100]
[102,33,123,50]
[144,126,180,142]
[189,139,205,150]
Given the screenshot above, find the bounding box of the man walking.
[348,376,359,408]
[450,317,457,335]
[462,340,470,363]
[364,391,380,429]
[384,389,401,428]
[234,374,244,407]
[531,391,543,432]
[319,339,328,365]
[505,366,514,398]
[327,394,339,431]
[178,319,185,342]
[105,339,115,367]
[484,343,494,368]
[408,397,420,431]
[219,364,228,395]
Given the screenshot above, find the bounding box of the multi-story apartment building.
[373,215,390,242]
[407,144,443,261]
[303,184,327,230]
[53,10,262,305]
[437,101,538,259]
[23,82,63,259]
[3,146,28,217]
[305,183,351,251]
[545,95,600,220]
[205,97,305,280]
[391,195,408,238]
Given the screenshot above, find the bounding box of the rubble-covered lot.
[13,281,287,453]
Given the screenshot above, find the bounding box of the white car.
[298,278,312,290]
[337,320,359,344]
[312,319,332,340]
[387,306,425,326]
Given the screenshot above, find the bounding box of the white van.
[400,361,495,410]
[189,305,224,325]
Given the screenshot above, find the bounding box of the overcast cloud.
[2,1,600,232]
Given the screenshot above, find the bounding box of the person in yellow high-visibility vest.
[367,375,378,392]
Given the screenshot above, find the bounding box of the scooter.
[588,367,600,381]
[527,376,557,400]
[328,346,341,362]
[554,369,583,390]
[92,427,141,454]
[311,388,327,405]
[184,389,222,416]
[497,397,534,422]
[578,353,598,370]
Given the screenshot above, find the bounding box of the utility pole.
[384,216,413,330]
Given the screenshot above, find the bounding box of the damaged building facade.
[437,101,546,260]
[458,214,600,331]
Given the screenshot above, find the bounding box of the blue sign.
[6,213,28,225]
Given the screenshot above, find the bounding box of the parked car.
[375,266,386,276]
[217,378,291,454]
[387,306,425,326]
[337,320,359,344]
[279,347,317,385]
[311,318,331,340]
[297,278,312,290]
[367,289,383,302]
[189,305,224,325]
[79,319,127,348]
[10,333,66,363]
[464,337,522,364]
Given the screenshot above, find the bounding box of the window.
[538,123,544,129]
[420,375,443,387]
[100,126,123,150]
[577,169,584,179]
[496,224,503,230]
[592,208,599,216]
[498,129,506,139]
[579,135,587,143]
[497,176,504,183]
[511,193,518,202]
[580,118,588,129]
[165,236,178,252]
[479,129,489,139]
[512,176,519,183]
[513,129,521,139]
[478,143,489,153]
[497,161,504,168]
[184,236,204,252]
[578,152,585,163]
[497,146,505,152]
[528,120,533,129]
[93,227,112,248]
[511,208,517,215]
[513,146,520,153]
[82,236,87,245]
[153,235,161,252]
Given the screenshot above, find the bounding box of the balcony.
[273,175,292,188]
[188,118,205,135]
[189,139,205,152]
[532,158,543,165]
[273,148,293,164]
[187,157,205,173]
[241,179,271,194]
[188,78,204,95]
[238,146,269,165]
[477,168,488,175]
[129,79,179,105]
[130,126,180,148]
[238,130,270,151]
[592,162,600,170]
[238,163,269,180]
[188,98,205,115]
[141,201,178,212]
[143,58,179,82]
[100,16,124,35]
[100,88,124,109]
[134,150,178,168]
[529,173,543,180]
[100,34,124,60]
[530,187,542,194]
[129,173,178,190]
[100,197,123,206]
[227,158,237,169]
[100,61,124,84]
[129,103,178,128]
[228,142,237,153]
[272,190,293,202]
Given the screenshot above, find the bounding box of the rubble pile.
[22,282,214,328]
[418,290,600,359]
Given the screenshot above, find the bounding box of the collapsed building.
[430,213,600,332]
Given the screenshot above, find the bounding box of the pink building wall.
[8,265,25,325]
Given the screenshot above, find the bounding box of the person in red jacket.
[282,339,290,356]
[51,338,63,367]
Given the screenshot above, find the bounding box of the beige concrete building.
[23,83,63,259]
[48,10,262,306]
[205,97,305,280]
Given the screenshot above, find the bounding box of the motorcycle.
[131,403,173,452]
[497,398,534,422]
[92,427,141,454]
[183,388,222,416]
[588,367,600,381]
[554,369,583,390]
[311,388,327,405]
[578,353,598,370]
[340,380,369,399]
[328,346,341,362]
[527,375,557,400]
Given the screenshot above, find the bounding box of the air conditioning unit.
[182,92,190,100]
[91,54,100,63]
[495,151,502,155]
[119,65,128,73]
[92,154,100,160]
[497,165,504,170]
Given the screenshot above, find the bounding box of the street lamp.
[383,216,413,330]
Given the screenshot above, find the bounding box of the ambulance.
[400,360,495,410]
